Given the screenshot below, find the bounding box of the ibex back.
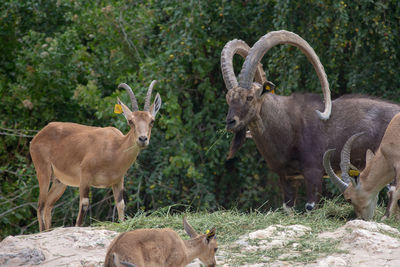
[104,217,218,267]
[30,81,161,231]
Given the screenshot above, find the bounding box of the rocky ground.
[1,220,399,266]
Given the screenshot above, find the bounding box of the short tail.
[113,253,138,267]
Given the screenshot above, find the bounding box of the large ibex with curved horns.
[324,112,400,220]
[221,30,400,211]
[30,81,161,231]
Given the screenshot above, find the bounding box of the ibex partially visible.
[30,81,161,231]
[323,112,400,220]
[104,217,218,267]
[222,30,400,211]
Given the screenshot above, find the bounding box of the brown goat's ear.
[206,228,216,243]
[117,97,132,121]
[366,149,375,163]
[262,81,276,95]
[183,216,198,238]
[150,93,162,117]
[227,128,247,160]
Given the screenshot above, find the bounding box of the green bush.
[1,0,399,238]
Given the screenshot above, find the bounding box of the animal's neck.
[248,94,294,170]
[360,151,394,194]
[183,237,205,264]
[119,129,141,164]
[250,94,292,135]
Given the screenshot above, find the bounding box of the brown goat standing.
[104,217,218,267]
[30,81,161,231]
[324,112,400,220]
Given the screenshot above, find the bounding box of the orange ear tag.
[114,104,123,114]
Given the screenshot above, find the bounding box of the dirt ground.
[1,220,399,266]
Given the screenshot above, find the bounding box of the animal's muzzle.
[226,118,237,130]
[137,136,149,147]
[138,136,148,142]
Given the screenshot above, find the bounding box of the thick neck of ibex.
[183,237,206,264]
[247,100,264,135]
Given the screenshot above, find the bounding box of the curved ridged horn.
[323,149,348,193]
[118,83,139,112]
[340,132,365,186]
[144,80,157,111]
[238,30,331,120]
[221,39,266,90]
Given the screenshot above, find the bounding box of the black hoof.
[305,203,314,211]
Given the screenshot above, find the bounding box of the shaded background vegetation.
[1,0,399,238]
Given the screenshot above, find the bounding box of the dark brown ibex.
[324,112,400,220]
[221,30,400,211]
[30,81,161,231]
[104,217,217,267]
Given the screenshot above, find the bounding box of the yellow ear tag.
[114,104,123,114]
[265,85,275,94]
[348,169,360,177]
[205,229,210,234]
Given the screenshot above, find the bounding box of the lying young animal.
[104,217,217,267]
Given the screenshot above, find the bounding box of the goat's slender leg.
[76,179,90,227]
[112,177,125,222]
[386,178,400,220]
[393,186,400,220]
[303,168,323,211]
[43,178,67,230]
[35,164,52,231]
[383,165,400,220]
[279,175,298,211]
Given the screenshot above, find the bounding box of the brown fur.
[340,113,400,220]
[226,86,400,209]
[30,92,161,231]
[104,218,217,267]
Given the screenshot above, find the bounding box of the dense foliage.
[1,0,399,238]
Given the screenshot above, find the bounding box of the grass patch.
[95,198,400,266]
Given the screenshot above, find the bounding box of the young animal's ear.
[262,81,276,95]
[205,228,216,243]
[183,216,198,238]
[366,149,375,163]
[117,97,132,121]
[150,93,162,117]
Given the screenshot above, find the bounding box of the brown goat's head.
[221,31,331,133]
[118,81,161,148]
[183,217,218,267]
[323,132,378,220]
[225,82,265,132]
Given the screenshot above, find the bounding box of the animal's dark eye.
[149,120,155,127]
[346,199,352,204]
[129,120,135,126]
[246,96,253,101]
[214,248,218,252]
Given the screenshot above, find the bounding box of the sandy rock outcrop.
[316,219,400,267]
[0,227,118,267]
